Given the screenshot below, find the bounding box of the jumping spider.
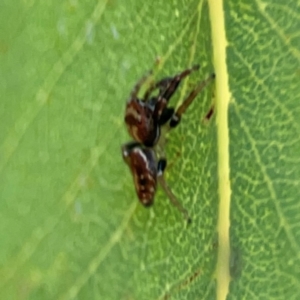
[122,65,215,223]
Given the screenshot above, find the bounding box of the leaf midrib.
[208,0,231,299]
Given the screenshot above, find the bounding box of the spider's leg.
[130,70,152,99]
[144,65,200,102]
[143,77,173,102]
[150,96,168,122]
[151,97,175,126]
[144,65,200,123]
[170,73,215,128]
[203,104,215,122]
[157,159,191,223]
[158,107,174,125]
[161,65,200,101]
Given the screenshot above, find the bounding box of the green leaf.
[0,0,299,299]
[224,1,300,299]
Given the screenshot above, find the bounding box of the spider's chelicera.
[122,65,215,223]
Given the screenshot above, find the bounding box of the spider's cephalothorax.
[122,65,215,222]
[124,65,205,147]
[124,98,160,147]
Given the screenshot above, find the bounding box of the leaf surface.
[0,0,299,299]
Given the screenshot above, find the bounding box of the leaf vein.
[233,103,300,257]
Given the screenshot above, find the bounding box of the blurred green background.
[0,0,300,299]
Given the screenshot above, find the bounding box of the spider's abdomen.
[122,144,157,206]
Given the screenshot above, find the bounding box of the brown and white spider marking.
[122,65,215,223]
